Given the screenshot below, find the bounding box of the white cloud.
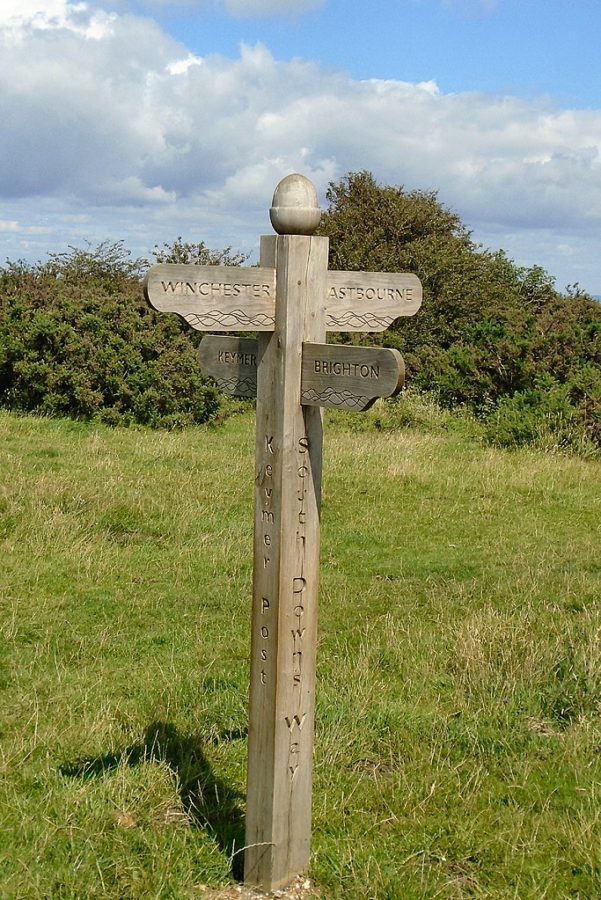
[0,0,74,26]
[0,2,600,290]
[0,217,51,235]
[0,0,115,40]
[167,53,203,75]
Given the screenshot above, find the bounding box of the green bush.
[2,189,600,453]
[0,243,221,428]
[152,237,249,267]
[319,171,601,452]
[484,379,574,447]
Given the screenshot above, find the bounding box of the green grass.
[1,402,600,898]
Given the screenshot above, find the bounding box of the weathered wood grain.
[197,335,258,398]
[301,343,404,410]
[145,264,422,333]
[245,233,328,892]
[144,264,276,331]
[325,270,422,331]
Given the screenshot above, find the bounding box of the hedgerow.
[0,243,221,428]
[1,186,599,454]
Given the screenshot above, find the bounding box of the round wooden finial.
[269,174,321,235]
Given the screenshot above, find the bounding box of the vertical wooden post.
[245,177,328,891]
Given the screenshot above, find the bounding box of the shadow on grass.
[60,721,247,880]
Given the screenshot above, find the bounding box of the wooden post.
[244,177,328,891]
[143,174,423,893]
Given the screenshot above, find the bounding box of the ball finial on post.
[270,174,321,236]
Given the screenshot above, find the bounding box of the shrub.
[0,243,222,428]
[152,237,249,267]
[484,376,599,454]
[319,171,601,452]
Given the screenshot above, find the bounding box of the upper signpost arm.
[143,264,276,331]
[324,270,422,331]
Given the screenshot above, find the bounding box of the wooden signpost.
[144,175,422,892]
[197,336,405,411]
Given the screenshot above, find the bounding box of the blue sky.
[148,0,600,109]
[1,0,600,292]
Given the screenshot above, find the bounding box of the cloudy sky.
[1,0,600,292]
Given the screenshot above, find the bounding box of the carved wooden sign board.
[197,336,405,410]
[144,175,422,893]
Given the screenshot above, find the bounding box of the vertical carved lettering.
[293,577,306,595]
[256,432,276,694]
[285,714,306,731]
[293,651,302,686]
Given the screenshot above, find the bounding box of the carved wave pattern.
[302,387,369,409]
[215,376,257,396]
[326,311,393,330]
[184,309,275,329]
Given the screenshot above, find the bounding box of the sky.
[1,0,600,293]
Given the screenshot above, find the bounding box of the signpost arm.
[245,178,328,891]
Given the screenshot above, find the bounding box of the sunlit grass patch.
[1,408,600,897]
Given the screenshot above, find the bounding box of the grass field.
[1,401,600,898]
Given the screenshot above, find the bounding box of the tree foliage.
[44,240,147,285]
[152,237,249,268]
[0,241,221,428]
[318,171,601,451]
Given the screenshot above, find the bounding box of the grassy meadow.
[1,399,600,898]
